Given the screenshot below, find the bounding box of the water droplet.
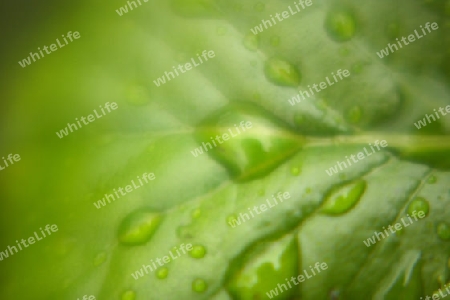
[339,47,350,56]
[290,166,301,176]
[171,0,221,17]
[257,189,265,196]
[177,225,194,239]
[93,251,107,267]
[227,214,238,227]
[217,26,227,36]
[407,197,430,218]
[190,245,207,258]
[321,180,366,215]
[346,106,362,123]
[427,175,437,184]
[386,22,400,39]
[264,57,301,87]
[226,235,298,299]
[194,102,304,182]
[191,208,201,219]
[270,35,281,47]
[192,279,208,293]
[121,290,136,300]
[254,2,265,12]
[437,222,450,241]
[126,85,149,106]
[156,267,169,279]
[118,209,163,245]
[243,34,259,51]
[352,62,364,74]
[325,10,357,42]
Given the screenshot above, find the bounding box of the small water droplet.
[233,3,243,12]
[118,209,163,246]
[93,251,107,267]
[407,197,430,218]
[427,175,437,184]
[217,26,227,36]
[121,290,136,300]
[437,222,450,241]
[191,208,201,219]
[346,106,362,123]
[339,47,350,56]
[126,85,149,106]
[190,245,207,258]
[352,62,364,74]
[257,189,265,196]
[386,22,400,39]
[243,34,259,51]
[270,35,281,47]
[177,225,194,239]
[325,10,357,42]
[305,187,312,194]
[264,57,301,87]
[321,180,366,215]
[192,278,208,293]
[254,2,265,12]
[290,166,301,176]
[156,267,169,279]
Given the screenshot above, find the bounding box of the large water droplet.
[437,222,450,241]
[121,290,136,300]
[325,10,357,42]
[93,251,107,267]
[243,34,259,51]
[156,267,169,279]
[171,0,221,18]
[321,180,366,215]
[226,235,298,300]
[190,245,207,258]
[194,102,304,182]
[192,279,208,293]
[118,209,163,245]
[264,57,301,87]
[407,197,430,218]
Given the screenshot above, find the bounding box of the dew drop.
[321,180,366,215]
[190,245,207,258]
[191,208,201,219]
[126,85,149,106]
[118,209,163,246]
[264,57,301,87]
[254,2,265,12]
[427,175,437,184]
[325,9,357,42]
[437,222,450,241]
[407,197,430,218]
[156,267,169,279]
[93,251,107,267]
[290,166,301,176]
[243,34,259,52]
[257,189,265,196]
[270,35,281,47]
[346,106,362,124]
[121,290,136,300]
[192,278,208,293]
